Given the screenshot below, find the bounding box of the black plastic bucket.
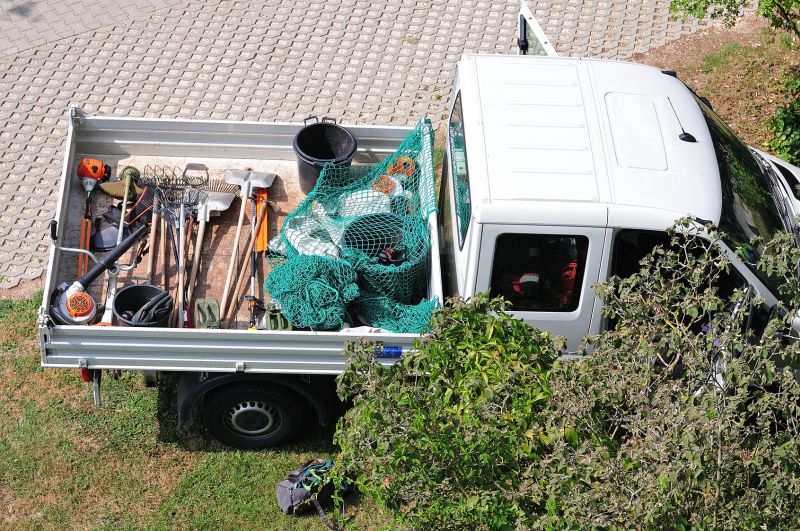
[293,118,357,195]
[113,284,173,327]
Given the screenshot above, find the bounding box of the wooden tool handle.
[145,196,159,284]
[220,197,248,320]
[77,217,90,277]
[255,189,269,252]
[186,217,206,312]
[160,217,168,290]
[224,202,268,326]
[177,204,186,328]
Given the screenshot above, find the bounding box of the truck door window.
[610,229,670,279]
[611,229,749,295]
[610,229,769,336]
[449,92,471,249]
[489,234,588,312]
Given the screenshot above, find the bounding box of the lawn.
[0,293,391,530]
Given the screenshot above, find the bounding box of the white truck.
[39,11,800,449]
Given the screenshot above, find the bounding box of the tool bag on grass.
[277,459,346,530]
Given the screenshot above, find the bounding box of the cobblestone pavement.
[0,0,186,57]
[0,0,711,290]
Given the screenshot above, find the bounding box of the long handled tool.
[145,195,159,284]
[160,216,168,289]
[219,169,277,320]
[177,200,187,327]
[136,165,208,327]
[157,186,205,327]
[223,200,268,327]
[98,166,139,326]
[186,180,238,315]
[178,164,210,327]
[248,188,271,328]
[75,158,110,276]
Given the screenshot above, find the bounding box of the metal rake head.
[137,165,209,190]
[136,164,210,227]
[155,187,207,227]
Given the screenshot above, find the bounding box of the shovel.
[186,180,238,313]
[219,169,277,320]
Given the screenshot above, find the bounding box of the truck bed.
[39,108,443,374]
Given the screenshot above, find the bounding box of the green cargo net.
[266,119,438,333]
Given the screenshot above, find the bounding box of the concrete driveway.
[0,0,710,290]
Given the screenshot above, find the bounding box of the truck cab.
[439,54,800,350]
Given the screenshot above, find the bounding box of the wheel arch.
[176,372,337,428]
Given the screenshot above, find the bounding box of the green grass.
[700,41,744,73]
[0,292,392,530]
[433,146,446,172]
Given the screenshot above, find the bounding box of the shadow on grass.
[154,373,341,454]
[154,372,183,444]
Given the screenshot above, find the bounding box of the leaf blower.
[50,223,149,325]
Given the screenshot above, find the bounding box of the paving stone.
[0,0,714,289]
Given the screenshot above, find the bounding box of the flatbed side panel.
[40,109,77,364]
[75,115,413,161]
[427,211,444,302]
[42,326,417,373]
[416,126,444,303]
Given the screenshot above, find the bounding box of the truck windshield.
[697,97,786,301]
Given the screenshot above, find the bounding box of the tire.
[201,383,303,449]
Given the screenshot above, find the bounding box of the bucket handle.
[303,116,338,125]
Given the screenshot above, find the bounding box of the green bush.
[527,223,800,528]
[767,68,800,165]
[331,224,800,529]
[331,294,558,529]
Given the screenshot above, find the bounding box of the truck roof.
[456,54,722,230]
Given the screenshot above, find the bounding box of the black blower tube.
[77,224,148,288]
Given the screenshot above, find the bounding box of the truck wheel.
[201,383,303,449]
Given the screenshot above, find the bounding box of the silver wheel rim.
[224,400,280,436]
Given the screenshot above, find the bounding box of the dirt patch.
[634,15,800,148]
[634,15,770,67]
[0,276,44,302]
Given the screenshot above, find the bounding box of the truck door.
[476,224,605,351]
[517,1,558,57]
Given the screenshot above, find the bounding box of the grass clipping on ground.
[635,16,800,148]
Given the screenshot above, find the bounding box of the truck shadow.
[154,373,340,454]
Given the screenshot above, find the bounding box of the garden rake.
[137,165,208,327]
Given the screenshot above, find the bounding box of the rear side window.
[610,229,670,279]
[489,234,588,312]
[449,92,471,248]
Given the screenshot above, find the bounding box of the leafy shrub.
[767,67,800,165]
[526,223,800,528]
[331,224,800,529]
[331,293,558,529]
